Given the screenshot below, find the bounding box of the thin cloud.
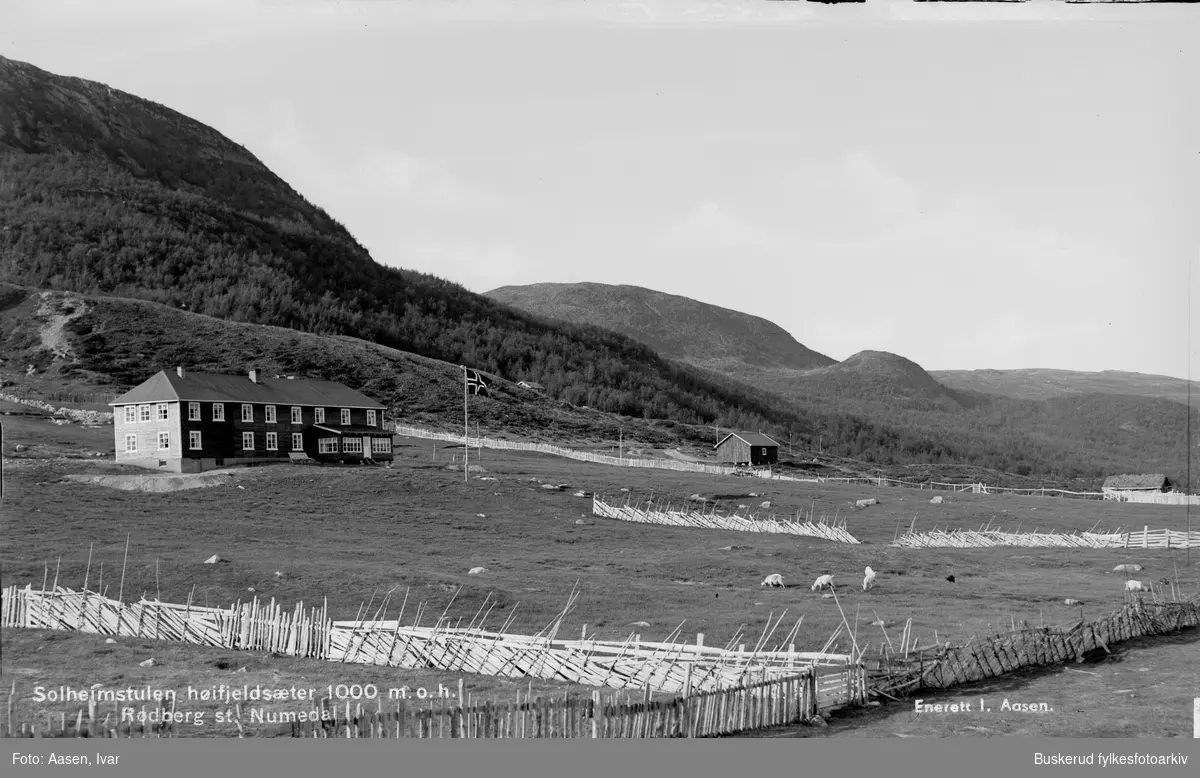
[660,201,777,249]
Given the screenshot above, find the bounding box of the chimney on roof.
[249,369,259,384]
[176,366,185,378]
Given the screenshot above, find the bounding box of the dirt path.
[35,291,90,362]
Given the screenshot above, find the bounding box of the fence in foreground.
[868,595,1200,700]
[1,585,855,699]
[2,664,862,739]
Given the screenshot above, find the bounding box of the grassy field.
[3,412,1200,737]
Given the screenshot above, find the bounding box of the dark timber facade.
[111,368,393,472]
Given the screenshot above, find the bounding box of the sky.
[3,1,1198,379]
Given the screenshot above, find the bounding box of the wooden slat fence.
[1,586,855,700]
[396,424,1200,505]
[592,495,861,544]
[394,424,742,476]
[1104,490,1200,506]
[3,665,859,738]
[868,595,1200,699]
[892,526,1200,550]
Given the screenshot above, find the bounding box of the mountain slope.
[932,367,1200,403]
[486,282,836,372]
[0,54,814,435]
[2,55,1196,491]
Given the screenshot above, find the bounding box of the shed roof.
[714,432,779,449]
[111,371,384,409]
[1101,473,1171,490]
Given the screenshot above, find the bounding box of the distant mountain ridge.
[485,282,837,373]
[795,350,973,408]
[932,367,1200,403]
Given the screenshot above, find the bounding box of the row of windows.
[123,403,378,426]
[123,431,394,454]
[317,437,394,454]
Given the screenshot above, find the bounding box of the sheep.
[811,574,834,592]
[1113,564,1142,574]
[760,573,784,588]
[1124,580,1143,592]
[862,566,877,591]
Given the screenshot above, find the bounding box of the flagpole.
[462,366,469,483]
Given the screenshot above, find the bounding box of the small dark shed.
[1100,474,1173,493]
[714,432,779,466]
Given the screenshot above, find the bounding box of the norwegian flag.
[464,368,489,397]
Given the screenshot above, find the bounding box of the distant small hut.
[714,432,779,467]
[1101,473,1173,496]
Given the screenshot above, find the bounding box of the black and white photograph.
[1,0,1198,769]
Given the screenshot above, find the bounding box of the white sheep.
[1124,580,1143,592]
[862,566,877,591]
[760,573,784,588]
[1113,564,1143,573]
[811,574,834,592]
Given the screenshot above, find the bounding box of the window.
[342,438,363,454]
[158,431,170,450]
[241,404,254,422]
[340,408,351,426]
[318,438,338,454]
[371,437,392,454]
[266,432,278,450]
[291,406,302,424]
[314,408,325,424]
[156,403,169,421]
[139,405,151,422]
[265,405,276,423]
[188,402,200,421]
[291,433,304,450]
[242,432,254,450]
[213,403,225,422]
[367,410,376,427]
[124,434,137,452]
[189,430,202,450]
[123,406,136,423]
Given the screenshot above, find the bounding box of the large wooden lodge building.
[110,367,394,472]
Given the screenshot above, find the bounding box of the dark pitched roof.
[714,431,779,449]
[1101,473,1171,490]
[312,424,393,436]
[111,371,384,409]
